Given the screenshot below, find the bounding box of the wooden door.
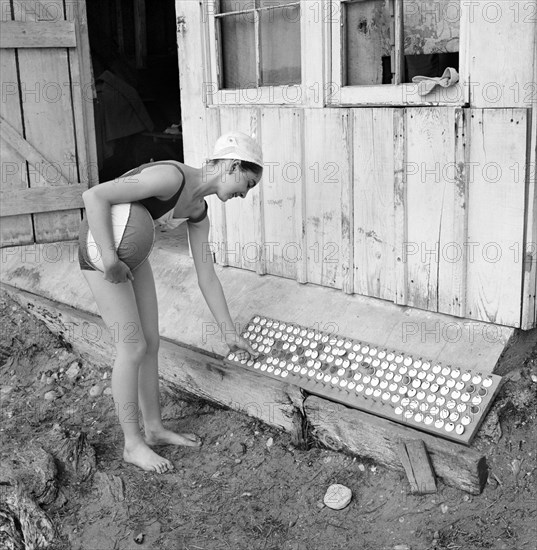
[0,0,97,246]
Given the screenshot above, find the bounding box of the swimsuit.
[78,161,208,271]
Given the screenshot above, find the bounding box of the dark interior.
[86,0,183,182]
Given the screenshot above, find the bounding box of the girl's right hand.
[103,260,134,284]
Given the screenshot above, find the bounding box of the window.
[331,0,468,105]
[205,0,304,105]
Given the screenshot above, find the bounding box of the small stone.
[323,484,352,510]
[66,362,81,380]
[40,372,47,383]
[103,387,113,396]
[55,386,66,397]
[44,390,58,401]
[0,385,14,395]
[393,545,411,550]
[241,492,252,498]
[316,501,325,509]
[358,463,366,472]
[235,458,242,464]
[102,372,108,380]
[45,376,55,385]
[134,532,144,544]
[440,504,449,514]
[531,374,537,383]
[266,437,274,450]
[89,385,103,398]
[433,531,440,540]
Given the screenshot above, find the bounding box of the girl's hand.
[103,259,134,284]
[226,333,258,361]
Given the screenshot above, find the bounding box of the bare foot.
[144,427,202,448]
[123,441,174,473]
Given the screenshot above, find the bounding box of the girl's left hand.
[226,334,258,361]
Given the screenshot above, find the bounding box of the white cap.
[209,131,263,169]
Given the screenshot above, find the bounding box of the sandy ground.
[1,289,536,550]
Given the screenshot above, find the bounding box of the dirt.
[1,289,536,550]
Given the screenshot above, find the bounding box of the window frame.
[329,0,470,106]
[203,0,312,106]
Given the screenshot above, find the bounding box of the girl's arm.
[188,216,257,358]
[82,165,182,283]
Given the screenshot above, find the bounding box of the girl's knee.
[116,340,148,363]
[144,334,160,357]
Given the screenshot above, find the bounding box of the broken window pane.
[403,0,460,82]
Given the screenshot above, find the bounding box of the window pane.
[345,0,393,86]
[260,4,301,85]
[220,14,256,88]
[403,0,460,81]
[220,0,254,14]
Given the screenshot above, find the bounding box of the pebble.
[531,374,537,383]
[234,458,242,464]
[323,484,352,510]
[89,384,103,398]
[393,545,411,550]
[44,390,58,401]
[266,437,274,450]
[358,463,365,472]
[102,372,108,380]
[103,387,113,396]
[440,504,449,514]
[65,362,81,380]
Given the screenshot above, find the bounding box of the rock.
[440,504,449,514]
[393,545,411,550]
[323,484,352,510]
[103,387,113,396]
[266,437,274,450]
[89,385,103,398]
[65,362,81,380]
[44,391,58,401]
[530,374,537,383]
[358,463,365,472]
[235,458,242,464]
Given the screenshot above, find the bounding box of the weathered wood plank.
[70,0,99,188]
[0,0,33,247]
[0,21,76,48]
[260,108,302,280]
[0,115,69,186]
[469,0,536,109]
[402,439,437,494]
[205,107,228,266]
[393,109,407,305]
[4,284,490,494]
[176,0,208,167]
[15,0,81,243]
[353,108,395,301]
[406,107,457,313]
[303,109,351,290]
[219,107,262,273]
[305,396,487,495]
[521,18,537,329]
[0,185,85,217]
[465,109,527,326]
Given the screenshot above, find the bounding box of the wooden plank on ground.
[353,108,396,301]
[0,21,76,48]
[0,0,33,246]
[2,284,491,495]
[400,439,437,494]
[304,395,487,495]
[465,109,528,326]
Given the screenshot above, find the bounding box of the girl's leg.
[131,260,201,447]
[82,270,174,473]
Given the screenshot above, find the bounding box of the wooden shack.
[1,0,536,493]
